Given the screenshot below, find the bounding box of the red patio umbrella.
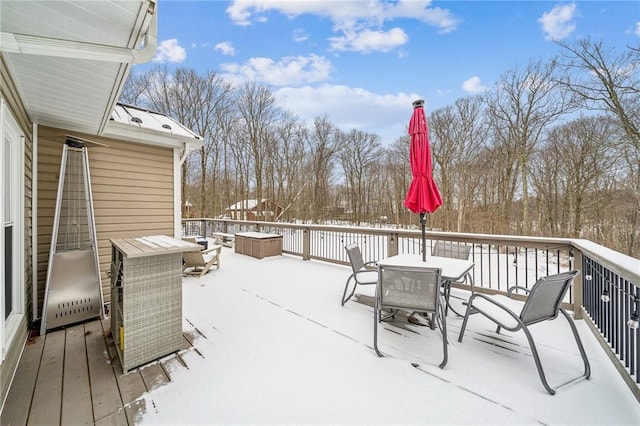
[404,99,442,261]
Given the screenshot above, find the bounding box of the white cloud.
[293,29,309,42]
[226,0,460,53]
[462,76,487,94]
[152,39,187,63]
[215,41,236,56]
[636,22,640,37]
[227,0,460,31]
[274,84,421,143]
[329,27,408,52]
[538,3,577,41]
[220,54,333,87]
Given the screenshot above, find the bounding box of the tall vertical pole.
[420,212,426,262]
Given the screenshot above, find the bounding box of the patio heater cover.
[403,99,442,260]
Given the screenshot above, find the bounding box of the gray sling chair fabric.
[342,244,378,306]
[432,241,473,317]
[457,270,591,394]
[374,264,448,368]
[432,241,472,260]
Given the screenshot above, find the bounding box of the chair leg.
[520,325,557,395]
[442,282,450,317]
[442,280,468,318]
[457,301,474,342]
[523,311,591,395]
[438,303,448,369]
[341,275,356,306]
[373,298,384,357]
[560,309,591,380]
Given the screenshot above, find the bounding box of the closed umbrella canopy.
[404,100,442,214]
[404,99,442,261]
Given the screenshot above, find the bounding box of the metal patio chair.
[432,241,472,261]
[374,264,448,368]
[342,244,378,306]
[432,241,473,316]
[457,270,590,394]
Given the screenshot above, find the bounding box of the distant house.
[0,1,203,407]
[226,199,283,221]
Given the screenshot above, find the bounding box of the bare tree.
[556,38,639,149]
[430,95,488,231]
[338,129,382,224]
[162,69,234,216]
[532,116,616,237]
[268,112,306,220]
[556,39,640,255]
[485,58,578,234]
[304,116,343,222]
[234,82,281,218]
[120,71,150,105]
[382,136,412,226]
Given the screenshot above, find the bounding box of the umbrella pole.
[420,212,426,262]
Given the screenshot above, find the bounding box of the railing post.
[302,227,310,261]
[388,232,398,257]
[573,247,584,319]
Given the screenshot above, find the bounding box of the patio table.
[377,254,474,316]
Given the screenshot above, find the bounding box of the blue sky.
[136,1,640,144]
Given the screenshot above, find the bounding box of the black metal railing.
[582,254,639,386]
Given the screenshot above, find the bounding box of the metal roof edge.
[102,120,204,149]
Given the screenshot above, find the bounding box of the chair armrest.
[363,260,378,270]
[202,244,222,254]
[467,293,523,331]
[507,285,530,297]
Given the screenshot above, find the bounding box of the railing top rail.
[570,238,640,285]
[183,218,639,284]
[184,218,573,245]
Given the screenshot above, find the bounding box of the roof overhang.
[0,0,157,135]
[103,103,204,149]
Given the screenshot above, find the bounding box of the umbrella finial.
[412,99,424,108]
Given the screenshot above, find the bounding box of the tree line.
[120,38,639,257]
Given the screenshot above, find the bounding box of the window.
[1,99,24,361]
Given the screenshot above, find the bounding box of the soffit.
[0,0,154,135]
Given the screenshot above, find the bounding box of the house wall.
[0,55,33,409]
[36,126,175,309]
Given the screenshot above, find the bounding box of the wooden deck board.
[123,400,146,425]
[84,320,124,422]
[61,324,93,425]
[0,331,44,426]
[100,319,147,407]
[160,353,187,381]
[93,408,127,426]
[28,330,65,425]
[3,319,193,426]
[138,363,169,392]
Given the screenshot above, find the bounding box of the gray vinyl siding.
[37,126,175,307]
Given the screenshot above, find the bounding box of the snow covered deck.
[3,246,638,425]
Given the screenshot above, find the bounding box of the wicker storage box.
[234,232,282,259]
